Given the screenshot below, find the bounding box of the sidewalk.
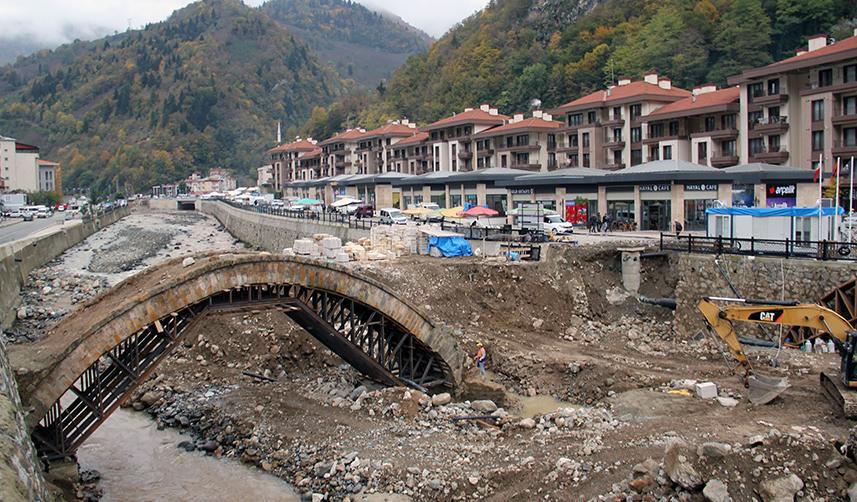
[0,218,21,229]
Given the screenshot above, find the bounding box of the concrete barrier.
[0,208,130,329]
[198,200,370,252]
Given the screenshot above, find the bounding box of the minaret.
[277,121,282,144]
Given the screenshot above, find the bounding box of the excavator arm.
[698,297,856,406]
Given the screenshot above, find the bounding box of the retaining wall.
[673,253,857,337]
[0,207,130,329]
[198,200,370,252]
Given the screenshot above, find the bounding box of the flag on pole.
[829,158,841,187]
[835,157,841,241]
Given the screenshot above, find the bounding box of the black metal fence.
[660,233,857,261]
[222,199,379,230]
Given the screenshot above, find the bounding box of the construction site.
[6,203,857,502]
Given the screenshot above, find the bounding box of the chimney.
[543,113,553,122]
[401,119,409,125]
[658,77,672,90]
[480,104,490,112]
[513,113,524,123]
[606,86,614,97]
[808,33,827,52]
[464,108,474,113]
[533,110,543,118]
[618,77,631,86]
[796,49,807,56]
[853,27,857,37]
[408,122,416,129]
[489,108,498,116]
[644,71,658,85]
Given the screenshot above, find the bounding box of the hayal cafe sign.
[639,183,671,192]
[766,183,796,208]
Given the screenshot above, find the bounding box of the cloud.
[0,0,488,46]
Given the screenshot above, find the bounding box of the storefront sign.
[565,200,589,225]
[766,183,797,208]
[639,183,671,192]
[510,188,534,195]
[732,184,754,208]
[684,183,718,192]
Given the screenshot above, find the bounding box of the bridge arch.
[10,252,463,462]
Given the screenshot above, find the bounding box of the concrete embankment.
[198,200,369,252]
[0,208,130,329]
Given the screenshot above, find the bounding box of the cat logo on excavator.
[747,309,783,323]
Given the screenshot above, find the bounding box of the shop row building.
[261,32,857,232]
[0,135,62,195]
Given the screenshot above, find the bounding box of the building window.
[663,145,672,160]
[749,110,763,124]
[749,82,764,100]
[515,153,529,166]
[547,134,556,149]
[723,140,736,156]
[698,142,708,161]
[570,134,579,147]
[767,78,780,95]
[845,65,857,83]
[722,114,736,130]
[819,68,833,87]
[587,111,597,124]
[844,128,857,147]
[844,96,857,116]
[569,113,583,126]
[612,149,622,165]
[705,116,716,132]
[649,145,660,161]
[631,127,641,143]
[612,128,622,142]
[768,106,780,120]
[570,154,579,167]
[613,107,621,120]
[812,100,825,122]
[750,138,764,155]
[649,123,664,138]
[582,133,590,147]
[630,104,642,121]
[515,134,529,146]
[631,149,642,166]
[548,153,557,168]
[812,131,824,151]
[582,153,590,168]
[768,135,781,152]
[669,121,679,136]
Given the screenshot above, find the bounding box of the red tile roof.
[427,108,509,129]
[475,117,562,138]
[320,129,369,145]
[555,81,691,113]
[268,139,319,154]
[301,148,322,159]
[393,131,429,147]
[37,159,61,166]
[363,123,418,138]
[646,87,740,118]
[729,35,857,83]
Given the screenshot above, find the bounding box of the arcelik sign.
[766,183,796,208]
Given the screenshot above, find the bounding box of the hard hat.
[476,341,483,347]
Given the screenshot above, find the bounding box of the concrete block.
[321,237,342,249]
[695,382,718,399]
[293,239,315,255]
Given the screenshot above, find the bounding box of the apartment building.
[297,148,322,180]
[186,168,237,195]
[390,132,430,175]
[354,121,418,174]
[472,111,562,172]
[642,86,741,168]
[37,159,62,194]
[729,32,857,171]
[425,105,509,172]
[268,138,319,191]
[257,165,273,191]
[319,129,365,178]
[552,73,691,170]
[0,135,41,192]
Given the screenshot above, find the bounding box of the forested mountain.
[304,0,857,137]
[259,0,433,87]
[0,0,345,195]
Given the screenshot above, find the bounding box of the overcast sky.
[0,0,489,46]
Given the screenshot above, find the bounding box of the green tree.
[708,0,772,84]
[774,0,835,58]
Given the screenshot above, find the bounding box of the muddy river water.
[78,409,298,502]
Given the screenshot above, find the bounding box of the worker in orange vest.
[474,342,487,377]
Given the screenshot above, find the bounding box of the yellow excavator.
[698,297,857,417]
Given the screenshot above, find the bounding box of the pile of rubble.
[283,227,422,264]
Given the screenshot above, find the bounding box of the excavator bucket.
[748,374,790,405]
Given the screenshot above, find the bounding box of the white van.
[379,208,407,225]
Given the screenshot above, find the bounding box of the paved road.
[0,213,68,245]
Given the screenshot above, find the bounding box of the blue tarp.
[428,236,473,257]
[705,206,844,217]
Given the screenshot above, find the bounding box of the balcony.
[498,142,541,152]
[691,128,738,140]
[558,121,597,132]
[476,148,495,156]
[458,150,473,160]
[801,80,857,96]
[833,140,857,156]
[833,112,857,126]
[751,116,789,134]
[602,117,625,127]
[605,161,626,170]
[556,145,579,153]
[603,139,626,149]
[750,92,788,106]
[749,148,789,164]
[509,163,542,172]
[710,154,739,168]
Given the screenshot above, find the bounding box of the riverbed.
[77,409,298,502]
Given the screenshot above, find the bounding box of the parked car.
[35,206,51,218]
[22,211,34,221]
[7,208,23,218]
[543,214,574,235]
[353,205,375,219]
[379,208,407,225]
[418,202,444,223]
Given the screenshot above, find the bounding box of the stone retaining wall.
[673,253,857,338]
[0,207,130,329]
[198,201,370,252]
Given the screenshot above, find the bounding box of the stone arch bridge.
[9,253,464,463]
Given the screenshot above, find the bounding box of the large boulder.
[663,439,703,490]
[758,474,803,502]
[704,479,732,502]
[471,400,498,413]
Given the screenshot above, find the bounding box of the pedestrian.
[814,337,826,353]
[828,338,837,353]
[594,213,602,233]
[474,342,487,377]
[601,214,609,233]
[674,221,683,237]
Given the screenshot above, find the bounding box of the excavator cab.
[840,332,857,388]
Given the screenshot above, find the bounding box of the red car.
[353,205,374,218]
